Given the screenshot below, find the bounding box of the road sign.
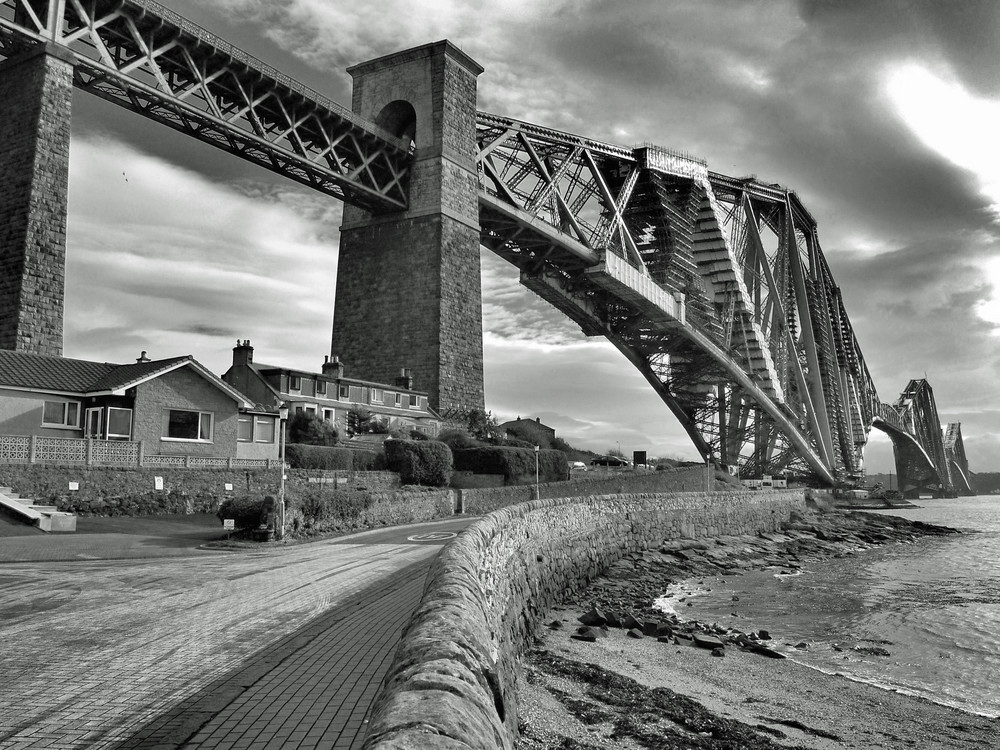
[223,519,235,530]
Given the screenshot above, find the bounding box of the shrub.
[437,427,478,451]
[285,444,353,470]
[384,439,453,486]
[453,447,567,484]
[351,449,385,471]
[287,412,338,446]
[217,494,274,529]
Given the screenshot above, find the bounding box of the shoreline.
[517,506,999,749]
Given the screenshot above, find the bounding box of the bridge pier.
[332,41,485,416]
[0,43,74,356]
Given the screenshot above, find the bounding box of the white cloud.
[65,136,341,375]
[884,62,1000,220]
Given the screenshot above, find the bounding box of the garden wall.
[0,464,279,515]
[285,486,455,537]
[363,489,804,749]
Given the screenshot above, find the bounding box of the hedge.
[453,446,568,484]
[285,444,353,470]
[384,440,453,487]
[217,494,275,529]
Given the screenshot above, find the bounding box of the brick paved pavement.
[0,521,468,750]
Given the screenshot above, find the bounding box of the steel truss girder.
[0,0,411,211]
[475,111,899,485]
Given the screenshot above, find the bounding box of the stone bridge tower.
[0,43,74,356]
[332,41,485,416]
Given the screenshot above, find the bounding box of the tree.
[346,406,373,437]
[288,411,338,446]
[465,409,500,442]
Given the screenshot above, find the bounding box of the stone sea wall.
[459,466,721,515]
[363,489,804,749]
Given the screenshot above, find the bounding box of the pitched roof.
[0,350,252,407]
[87,356,191,392]
[0,350,116,392]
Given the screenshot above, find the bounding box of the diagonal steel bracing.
[475,111,935,487]
[0,0,411,211]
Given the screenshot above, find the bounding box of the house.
[499,416,556,442]
[0,349,279,462]
[222,341,441,438]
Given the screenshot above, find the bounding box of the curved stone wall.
[363,490,803,749]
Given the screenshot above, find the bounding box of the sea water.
[666,496,1000,717]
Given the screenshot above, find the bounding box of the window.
[254,417,275,443]
[370,388,383,405]
[238,415,276,443]
[339,384,349,400]
[164,409,213,442]
[42,400,80,428]
[394,393,402,407]
[238,416,253,442]
[322,408,335,423]
[289,374,301,391]
[410,394,420,409]
[316,380,327,396]
[106,408,132,440]
[304,405,317,415]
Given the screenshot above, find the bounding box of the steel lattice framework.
[0,0,411,210]
[476,112,897,486]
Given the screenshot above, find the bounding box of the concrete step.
[0,491,76,533]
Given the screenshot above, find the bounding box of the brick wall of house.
[333,42,485,416]
[0,45,73,356]
[132,367,240,456]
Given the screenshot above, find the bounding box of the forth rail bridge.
[0,0,973,499]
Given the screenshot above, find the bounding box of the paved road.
[0,517,472,750]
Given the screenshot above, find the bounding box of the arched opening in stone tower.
[375,100,417,151]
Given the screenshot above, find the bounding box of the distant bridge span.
[0,2,972,494]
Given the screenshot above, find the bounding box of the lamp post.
[534,444,540,498]
[277,404,289,540]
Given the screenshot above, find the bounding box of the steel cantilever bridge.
[0,0,972,497]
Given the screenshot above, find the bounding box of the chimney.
[322,355,345,379]
[233,339,253,367]
[395,367,413,390]
[136,351,151,363]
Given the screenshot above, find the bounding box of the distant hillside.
[867,472,1000,495]
[971,473,1000,494]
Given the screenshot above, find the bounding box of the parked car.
[590,455,627,467]
[570,461,588,471]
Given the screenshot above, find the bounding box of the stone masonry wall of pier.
[363,489,804,749]
[0,44,73,355]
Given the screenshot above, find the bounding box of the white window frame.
[237,415,254,442]
[42,400,81,429]
[253,416,276,443]
[106,407,133,440]
[238,415,277,443]
[315,380,327,396]
[162,409,214,443]
[409,394,420,409]
[322,408,335,423]
[288,374,301,392]
[394,392,402,407]
[370,388,383,405]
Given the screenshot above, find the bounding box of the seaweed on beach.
[531,649,812,750]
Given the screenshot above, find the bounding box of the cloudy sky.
[58,0,999,472]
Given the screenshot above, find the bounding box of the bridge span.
[0,1,971,495]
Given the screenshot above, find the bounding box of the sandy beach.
[516,507,1000,749]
